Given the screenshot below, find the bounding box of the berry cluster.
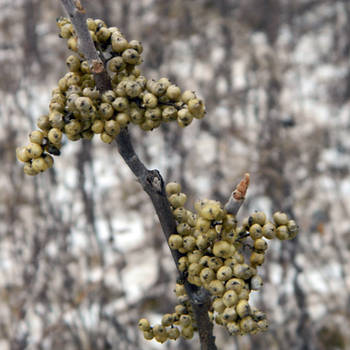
[138,297,197,343]
[16,17,205,176]
[138,182,298,342]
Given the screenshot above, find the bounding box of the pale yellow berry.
[249,224,263,240]
[66,54,81,72]
[138,318,150,331]
[161,313,174,327]
[223,289,238,307]
[187,98,205,119]
[111,34,128,52]
[37,114,51,131]
[100,132,113,144]
[32,157,48,173]
[254,238,268,252]
[198,255,210,267]
[175,304,187,315]
[168,234,183,250]
[166,182,181,196]
[276,225,289,240]
[225,278,244,294]
[223,214,237,232]
[222,306,238,322]
[179,314,192,328]
[250,211,266,226]
[176,222,192,236]
[226,321,240,335]
[181,325,194,339]
[177,108,193,127]
[212,298,226,313]
[233,263,255,279]
[16,147,31,163]
[23,162,38,176]
[116,112,130,127]
[104,120,121,137]
[262,222,276,239]
[64,120,81,135]
[273,211,289,226]
[112,97,129,112]
[173,207,188,223]
[236,299,251,318]
[240,316,256,333]
[178,256,188,272]
[181,90,196,103]
[183,236,196,251]
[195,217,210,233]
[26,143,43,159]
[208,257,224,271]
[208,279,225,296]
[29,130,44,145]
[187,250,203,264]
[213,240,234,259]
[250,251,265,266]
[99,103,114,120]
[195,235,209,251]
[175,283,186,297]
[188,262,202,276]
[166,85,181,101]
[216,265,233,281]
[91,120,104,134]
[167,327,180,340]
[257,319,269,331]
[168,193,187,208]
[143,93,158,108]
[250,275,263,291]
[200,267,215,284]
[287,220,299,239]
[122,48,140,65]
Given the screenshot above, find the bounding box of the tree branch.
[59,1,217,348]
[116,128,217,349]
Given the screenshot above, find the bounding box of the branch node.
[91,59,104,73]
[146,170,163,194]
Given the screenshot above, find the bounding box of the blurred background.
[1,0,350,349]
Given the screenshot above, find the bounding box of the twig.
[224,173,250,215]
[59,1,217,349]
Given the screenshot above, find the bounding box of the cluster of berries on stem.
[138,181,299,343]
[16,17,205,175]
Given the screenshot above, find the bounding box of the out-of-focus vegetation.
[1,0,350,349]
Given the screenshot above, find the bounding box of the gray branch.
[59,0,217,348]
